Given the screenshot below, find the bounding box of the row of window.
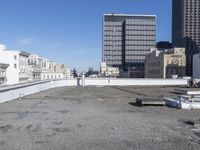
[148,62,161,67]
[106,60,122,65]
[104,35,155,41]
[0,71,6,76]
[126,20,155,25]
[13,64,29,69]
[104,43,123,46]
[105,57,122,60]
[104,34,155,38]
[126,45,154,50]
[104,37,123,41]
[14,55,28,61]
[125,40,155,45]
[104,26,123,30]
[104,46,153,51]
[104,32,122,36]
[43,74,61,79]
[125,59,144,63]
[104,41,123,45]
[126,35,155,40]
[104,22,123,26]
[104,47,123,50]
[126,25,155,30]
[126,41,155,45]
[148,70,161,75]
[104,51,122,55]
[125,50,149,55]
[125,55,145,60]
[125,30,155,35]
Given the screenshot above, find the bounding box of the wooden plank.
[136,98,165,106]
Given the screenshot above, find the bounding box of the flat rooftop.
[104,13,156,17]
[0,86,200,150]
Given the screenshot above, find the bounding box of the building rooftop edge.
[0,63,9,67]
[104,13,156,17]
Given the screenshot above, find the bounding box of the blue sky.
[0,0,172,71]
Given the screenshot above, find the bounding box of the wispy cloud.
[17,38,36,45]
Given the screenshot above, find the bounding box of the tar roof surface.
[0,86,200,150]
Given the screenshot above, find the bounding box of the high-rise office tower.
[172,0,200,76]
[103,14,156,78]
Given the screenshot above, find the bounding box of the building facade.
[0,63,9,85]
[193,53,200,78]
[145,48,186,78]
[172,0,200,76]
[0,44,71,85]
[100,62,119,77]
[28,54,43,81]
[0,45,30,85]
[41,64,70,80]
[103,14,156,78]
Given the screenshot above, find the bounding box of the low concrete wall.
[0,81,51,103]
[52,79,77,87]
[0,79,77,103]
[0,78,188,103]
[85,78,188,86]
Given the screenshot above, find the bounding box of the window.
[14,55,17,60]
[14,64,17,68]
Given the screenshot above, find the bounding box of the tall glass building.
[103,14,156,78]
[172,0,200,76]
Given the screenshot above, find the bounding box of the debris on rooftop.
[164,89,200,109]
[136,98,165,106]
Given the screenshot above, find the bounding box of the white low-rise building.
[41,63,70,80]
[100,62,119,77]
[0,63,9,85]
[0,44,30,85]
[193,53,200,78]
[28,55,71,81]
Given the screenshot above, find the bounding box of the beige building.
[145,48,186,78]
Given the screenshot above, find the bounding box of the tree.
[73,68,77,78]
[88,67,93,76]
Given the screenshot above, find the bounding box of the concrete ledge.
[0,78,188,104]
[175,89,200,95]
[0,79,77,103]
[85,78,188,86]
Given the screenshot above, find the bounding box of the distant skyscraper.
[172,0,200,76]
[103,14,156,78]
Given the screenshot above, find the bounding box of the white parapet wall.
[85,78,188,86]
[0,79,77,103]
[0,78,188,104]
